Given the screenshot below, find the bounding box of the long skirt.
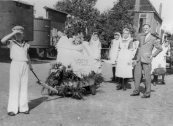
[57,48,72,67]
[116,49,133,78]
[109,46,119,63]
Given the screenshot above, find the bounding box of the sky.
[20,0,173,32]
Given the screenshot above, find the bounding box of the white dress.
[108,38,121,65]
[102,33,122,65]
[56,36,72,66]
[82,41,90,56]
[89,39,102,74]
[109,39,120,62]
[115,39,133,78]
[151,45,168,73]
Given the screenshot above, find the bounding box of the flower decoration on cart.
[42,63,104,100]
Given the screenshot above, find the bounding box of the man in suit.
[131,24,163,98]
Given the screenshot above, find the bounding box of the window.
[156,21,159,33]
[138,13,147,33]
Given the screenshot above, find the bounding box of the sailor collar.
[13,40,26,47]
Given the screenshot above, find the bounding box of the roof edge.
[44,6,68,15]
[12,0,34,6]
[145,0,162,21]
[128,10,163,22]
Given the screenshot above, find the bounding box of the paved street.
[0,60,173,126]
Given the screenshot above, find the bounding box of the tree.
[54,0,100,41]
[54,0,136,46]
[96,0,136,46]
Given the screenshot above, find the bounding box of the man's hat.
[12,26,25,31]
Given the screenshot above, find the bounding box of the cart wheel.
[90,85,96,95]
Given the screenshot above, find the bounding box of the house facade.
[133,0,163,35]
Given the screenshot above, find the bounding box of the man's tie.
[143,34,147,44]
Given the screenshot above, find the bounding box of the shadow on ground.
[28,97,48,111]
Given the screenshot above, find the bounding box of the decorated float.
[40,14,104,99]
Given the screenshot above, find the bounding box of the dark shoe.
[8,112,15,116]
[112,77,115,81]
[115,78,119,82]
[151,79,157,86]
[141,92,150,98]
[21,111,29,114]
[116,84,122,90]
[162,81,165,84]
[141,94,150,98]
[123,85,126,91]
[130,90,140,96]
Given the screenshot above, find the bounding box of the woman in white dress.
[152,40,169,85]
[116,28,134,91]
[89,32,102,74]
[109,32,122,81]
[56,31,71,66]
[56,31,83,67]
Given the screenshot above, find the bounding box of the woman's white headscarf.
[89,32,101,59]
[111,32,122,47]
[122,28,132,41]
[89,32,101,50]
[108,32,122,63]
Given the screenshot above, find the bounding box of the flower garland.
[43,63,104,99]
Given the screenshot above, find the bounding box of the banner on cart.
[71,51,93,77]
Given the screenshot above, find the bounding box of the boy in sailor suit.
[1,26,32,116]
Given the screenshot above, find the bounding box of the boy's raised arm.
[1,30,21,44]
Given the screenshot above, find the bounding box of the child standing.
[152,40,169,85]
[1,26,32,116]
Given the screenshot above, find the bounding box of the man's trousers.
[134,61,151,94]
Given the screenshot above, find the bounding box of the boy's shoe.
[8,112,15,116]
[21,111,29,114]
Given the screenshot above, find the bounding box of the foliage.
[82,71,105,85]
[54,0,100,41]
[96,0,136,46]
[44,63,104,99]
[54,0,136,46]
[165,32,173,41]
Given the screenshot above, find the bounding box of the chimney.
[159,3,162,16]
[135,0,140,11]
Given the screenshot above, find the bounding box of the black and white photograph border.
[0,0,173,126]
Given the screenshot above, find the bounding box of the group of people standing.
[108,24,169,98]
[105,28,137,91]
[56,23,169,99]
[1,23,168,117]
